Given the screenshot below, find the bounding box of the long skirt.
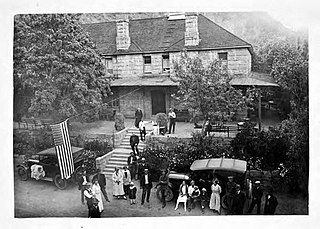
[209,192,221,212]
[113,182,125,196]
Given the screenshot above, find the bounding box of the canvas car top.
[190,158,247,174]
[37,146,84,156]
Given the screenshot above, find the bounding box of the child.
[174,180,188,211]
[200,188,209,214]
[129,181,137,205]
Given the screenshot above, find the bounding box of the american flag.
[50,119,74,179]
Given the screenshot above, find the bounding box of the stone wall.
[107,48,251,78]
[118,86,176,119]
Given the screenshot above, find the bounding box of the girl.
[209,178,222,214]
[174,180,188,211]
[129,181,137,205]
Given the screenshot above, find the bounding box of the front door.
[151,90,166,115]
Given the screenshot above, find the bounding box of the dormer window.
[162,54,170,73]
[143,56,152,73]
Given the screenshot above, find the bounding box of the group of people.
[112,156,154,206]
[134,107,177,136]
[174,179,222,214]
[77,169,110,218]
[174,176,278,215]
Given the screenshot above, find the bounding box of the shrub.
[155,113,168,132]
[84,139,113,157]
[143,132,231,180]
[114,112,125,131]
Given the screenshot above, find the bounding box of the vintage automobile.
[16,146,86,190]
[156,158,252,209]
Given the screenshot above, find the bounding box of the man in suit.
[140,168,153,205]
[135,108,143,128]
[77,169,89,204]
[127,152,137,180]
[247,180,263,214]
[92,169,110,202]
[130,134,140,156]
[138,157,149,180]
[264,189,278,215]
[231,184,246,215]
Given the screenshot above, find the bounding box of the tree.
[14,14,110,121]
[172,55,248,124]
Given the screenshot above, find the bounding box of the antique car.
[16,146,86,190]
[156,158,252,209]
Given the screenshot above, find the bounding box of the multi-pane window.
[143,56,152,73]
[218,52,228,61]
[162,54,170,73]
[103,58,113,75]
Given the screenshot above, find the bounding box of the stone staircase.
[103,126,151,176]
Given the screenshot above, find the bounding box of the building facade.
[83,13,252,119]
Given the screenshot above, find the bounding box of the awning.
[190,158,247,174]
[111,76,179,87]
[230,72,279,87]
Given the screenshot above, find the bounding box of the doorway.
[151,90,166,115]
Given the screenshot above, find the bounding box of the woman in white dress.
[209,178,222,214]
[92,178,104,212]
[174,180,188,211]
[112,167,126,199]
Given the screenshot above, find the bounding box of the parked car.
[16,146,86,190]
[156,158,252,210]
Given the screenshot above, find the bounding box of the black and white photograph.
[1,0,319,228]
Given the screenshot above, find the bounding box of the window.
[162,54,170,73]
[218,52,228,61]
[143,56,152,73]
[103,58,113,75]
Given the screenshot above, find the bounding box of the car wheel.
[54,174,68,190]
[17,167,29,181]
[156,186,174,202]
[221,194,229,210]
[73,166,85,183]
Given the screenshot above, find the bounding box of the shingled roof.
[82,14,251,55]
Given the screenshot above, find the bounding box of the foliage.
[84,139,112,157]
[155,113,168,132]
[13,130,54,156]
[14,14,110,121]
[230,122,289,171]
[81,150,97,174]
[172,56,248,122]
[114,113,125,131]
[143,132,231,178]
[278,110,308,195]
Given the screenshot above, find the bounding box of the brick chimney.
[116,19,131,50]
[185,14,199,46]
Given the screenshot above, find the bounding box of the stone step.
[112,153,131,158]
[107,160,127,166]
[109,157,127,162]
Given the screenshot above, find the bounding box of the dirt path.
[14,173,223,218]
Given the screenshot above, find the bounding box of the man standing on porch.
[135,108,143,128]
[168,108,176,134]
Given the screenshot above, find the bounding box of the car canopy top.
[37,147,84,156]
[190,158,247,174]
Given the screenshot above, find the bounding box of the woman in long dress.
[174,180,188,211]
[209,178,222,214]
[112,167,126,199]
[92,178,104,213]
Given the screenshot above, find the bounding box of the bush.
[143,132,231,180]
[114,112,125,131]
[84,139,113,157]
[155,113,168,132]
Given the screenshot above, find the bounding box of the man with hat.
[231,184,246,215]
[247,180,263,214]
[127,152,138,180]
[264,189,278,215]
[138,157,149,180]
[140,168,153,205]
[83,182,95,217]
[226,176,236,212]
[155,169,169,208]
[77,169,90,205]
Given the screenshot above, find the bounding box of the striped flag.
[50,119,74,179]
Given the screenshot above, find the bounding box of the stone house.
[83,13,253,119]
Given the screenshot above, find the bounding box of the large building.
[83,13,253,119]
